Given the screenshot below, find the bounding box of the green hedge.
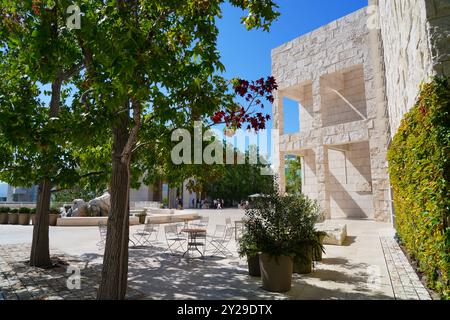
[388,77,450,299]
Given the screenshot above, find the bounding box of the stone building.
[130,179,199,209]
[272,0,450,222]
[4,185,38,203]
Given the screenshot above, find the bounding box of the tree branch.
[77,34,94,78]
[131,141,153,154]
[60,61,83,82]
[121,98,141,163]
[79,171,106,178]
[50,171,106,193]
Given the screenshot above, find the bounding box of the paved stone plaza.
[0,209,432,300]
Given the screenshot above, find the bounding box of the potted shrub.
[237,222,261,277]
[313,231,327,261]
[137,212,147,224]
[18,207,31,225]
[30,208,36,225]
[288,195,324,274]
[8,208,19,224]
[0,207,10,224]
[49,207,60,226]
[244,188,323,292]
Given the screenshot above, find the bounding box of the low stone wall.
[56,216,140,226]
[147,208,174,215]
[146,210,199,224]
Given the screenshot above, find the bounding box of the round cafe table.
[181,228,207,258]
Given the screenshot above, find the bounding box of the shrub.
[0,207,10,213]
[387,77,450,299]
[18,207,31,214]
[240,187,323,259]
[30,208,36,214]
[10,208,19,214]
[49,207,61,215]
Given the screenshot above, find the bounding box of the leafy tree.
[72,0,279,299]
[1,0,279,299]
[0,0,91,267]
[285,155,302,194]
[204,144,274,205]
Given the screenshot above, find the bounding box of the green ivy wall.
[388,77,450,299]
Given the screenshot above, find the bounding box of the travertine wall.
[272,8,392,221]
[300,149,318,199]
[320,66,368,126]
[378,0,450,135]
[129,184,153,203]
[328,142,374,219]
[298,84,314,133]
[272,1,449,222]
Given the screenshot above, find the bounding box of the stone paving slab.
[0,215,427,300]
[380,237,432,300]
[0,244,145,300]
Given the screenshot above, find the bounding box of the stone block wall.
[328,142,374,219]
[300,149,318,199]
[272,8,392,221]
[272,0,449,222]
[378,0,450,136]
[320,66,368,126]
[298,84,314,133]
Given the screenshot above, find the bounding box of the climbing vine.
[388,77,450,299]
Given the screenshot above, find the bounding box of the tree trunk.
[29,77,62,268]
[29,179,52,267]
[97,113,131,300]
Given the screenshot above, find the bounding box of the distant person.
[217,199,222,210]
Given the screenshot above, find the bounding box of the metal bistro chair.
[191,216,209,229]
[225,217,237,237]
[97,221,107,250]
[208,224,226,241]
[205,224,226,255]
[133,221,160,247]
[164,224,187,255]
[209,226,234,257]
[234,220,244,240]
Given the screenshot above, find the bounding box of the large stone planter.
[259,253,293,292]
[247,254,261,277]
[31,215,36,225]
[18,213,31,225]
[49,214,59,226]
[313,233,326,261]
[293,245,313,274]
[0,212,8,224]
[138,214,147,224]
[8,213,19,225]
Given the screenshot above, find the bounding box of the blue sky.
[217,0,368,135]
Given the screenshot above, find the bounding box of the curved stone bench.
[57,216,140,226]
[146,210,199,224]
[147,208,174,215]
